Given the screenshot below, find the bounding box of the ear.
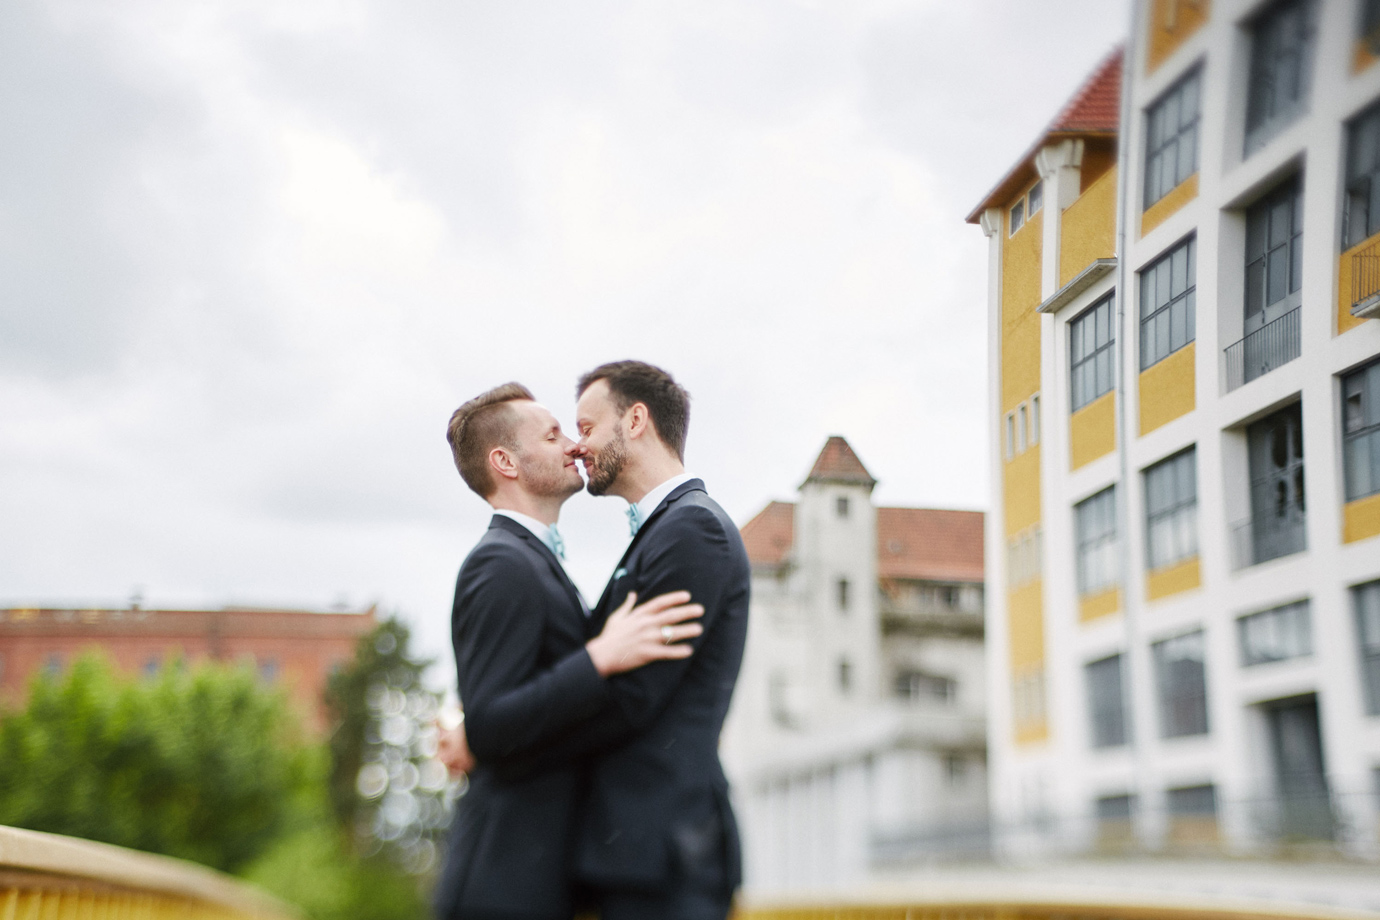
[625,402,651,440]
[488,446,520,482]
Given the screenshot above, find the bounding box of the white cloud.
[0,0,1129,686]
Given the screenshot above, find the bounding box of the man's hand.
[586,590,704,677]
[436,722,476,776]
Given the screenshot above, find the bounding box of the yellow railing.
[0,825,298,920]
[737,894,1380,920]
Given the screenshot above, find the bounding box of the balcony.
[1352,239,1380,319]
[1224,308,1301,392]
[1229,505,1307,570]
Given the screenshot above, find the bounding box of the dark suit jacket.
[433,514,611,920]
[490,480,751,894]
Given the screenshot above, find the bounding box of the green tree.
[0,652,313,873]
[241,826,429,920]
[324,616,449,873]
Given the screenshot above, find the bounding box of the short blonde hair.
[446,383,535,497]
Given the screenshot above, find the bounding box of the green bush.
[0,652,312,873]
[242,826,429,920]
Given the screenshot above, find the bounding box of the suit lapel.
[592,479,707,622]
[488,516,589,625]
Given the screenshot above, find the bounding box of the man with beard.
[433,382,706,920]
[445,363,751,920]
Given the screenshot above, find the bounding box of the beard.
[521,452,584,500]
[585,429,627,496]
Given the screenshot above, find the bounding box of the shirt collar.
[633,472,696,526]
[493,509,557,547]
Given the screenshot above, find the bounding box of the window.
[837,578,850,612]
[1145,69,1201,208]
[836,496,850,518]
[1355,580,1380,715]
[943,585,960,608]
[1343,358,1380,501]
[1071,294,1116,411]
[1013,668,1047,728]
[1344,102,1380,249]
[1030,395,1041,445]
[1017,404,1028,453]
[1245,403,1306,564]
[1086,654,1128,748]
[1140,237,1196,369]
[1365,0,1380,43]
[1167,783,1217,817]
[1154,629,1209,737]
[1245,0,1314,154]
[1075,487,1119,596]
[259,658,280,683]
[1096,793,1134,822]
[1005,413,1016,460]
[142,656,161,677]
[895,670,956,704]
[1144,448,1198,570]
[1239,600,1312,666]
[1245,178,1303,329]
[945,753,967,784]
[838,658,852,693]
[1007,526,1043,588]
[1010,183,1041,235]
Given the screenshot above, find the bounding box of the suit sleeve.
[486,505,734,771]
[453,544,610,762]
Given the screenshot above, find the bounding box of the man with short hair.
[433,381,705,920]
[451,362,751,920]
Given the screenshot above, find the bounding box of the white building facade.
[722,437,987,894]
[971,0,1380,861]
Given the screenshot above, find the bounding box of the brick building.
[0,604,376,733]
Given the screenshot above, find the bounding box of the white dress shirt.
[632,472,697,525]
[493,509,560,556]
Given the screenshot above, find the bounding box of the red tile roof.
[803,436,877,487]
[965,46,1123,224]
[877,507,984,583]
[740,500,795,568]
[739,502,984,583]
[1049,49,1122,134]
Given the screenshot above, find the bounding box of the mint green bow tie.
[546,524,566,561]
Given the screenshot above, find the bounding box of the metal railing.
[0,824,297,920]
[1352,239,1380,313]
[1228,507,1307,570]
[1224,308,1301,392]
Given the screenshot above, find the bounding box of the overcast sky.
[1,0,1128,686]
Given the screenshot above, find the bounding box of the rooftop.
[740,502,984,584]
[803,435,877,488]
[965,46,1122,223]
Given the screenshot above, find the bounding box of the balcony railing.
[1224,307,1301,392]
[1229,506,1307,570]
[1352,238,1380,317]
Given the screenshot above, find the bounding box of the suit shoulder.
[458,530,540,582]
[655,493,744,551]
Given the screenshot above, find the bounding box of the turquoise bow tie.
[546,524,566,561]
[626,504,643,538]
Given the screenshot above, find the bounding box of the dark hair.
[577,361,690,460]
[446,382,535,497]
